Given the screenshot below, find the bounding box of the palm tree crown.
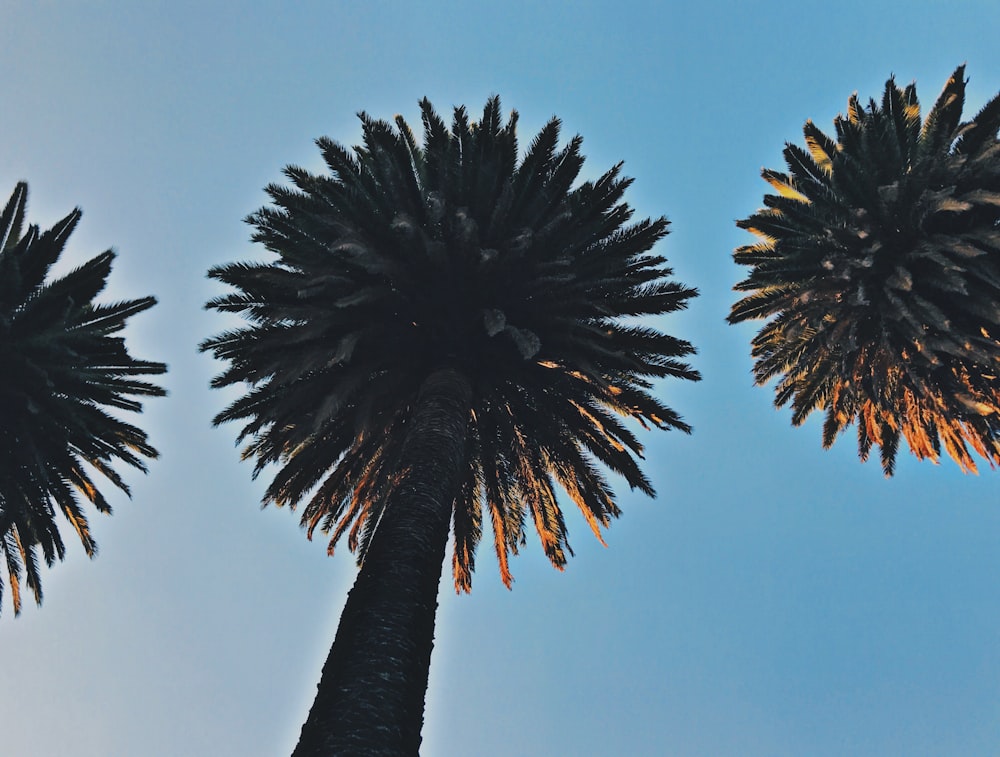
[0,183,166,615]
[204,97,699,589]
[730,66,1000,474]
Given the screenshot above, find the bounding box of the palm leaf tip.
[204,95,698,588]
[731,66,1000,475]
[0,182,166,617]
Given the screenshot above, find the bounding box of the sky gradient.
[2,2,1000,755]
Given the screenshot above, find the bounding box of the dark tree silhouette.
[203,97,698,754]
[730,66,1000,474]
[0,183,166,615]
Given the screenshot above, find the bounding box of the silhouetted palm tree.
[203,97,699,754]
[730,66,1000,474]
[0,182,166,615]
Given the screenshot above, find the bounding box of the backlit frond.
[204,97,699,589]
[731,67,1000,475]
[0,184,165,615]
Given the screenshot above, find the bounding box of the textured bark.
[292,368,473,757]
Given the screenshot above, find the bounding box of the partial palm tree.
[0,182,166,616]
[730,66,1000,475]
[203,96,699,755]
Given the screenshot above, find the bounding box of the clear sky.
[3,2,1000,755]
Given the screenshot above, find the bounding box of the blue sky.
[2,2,1000,755]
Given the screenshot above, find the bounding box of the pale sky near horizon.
[2,3,1000,755]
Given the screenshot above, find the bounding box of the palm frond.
[204,96,698,589]
[732,67,1000,474]
[0,184,165,616]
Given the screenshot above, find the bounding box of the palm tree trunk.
[292,367,473,757]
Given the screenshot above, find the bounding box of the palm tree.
[0,182,166,616]
[202,96,699,755]
[729,66,1000,475]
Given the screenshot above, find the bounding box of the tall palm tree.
[0,182,166,616]
[202,97,699,755]
[729,66,1000,475]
